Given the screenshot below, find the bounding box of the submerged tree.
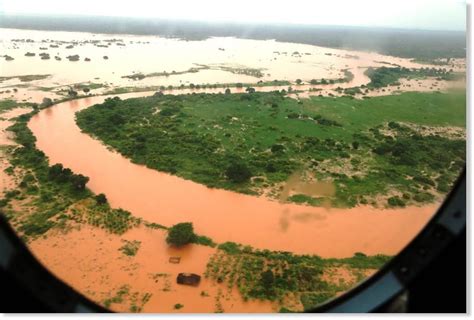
[41,97,53,108]
[166,222,196,247]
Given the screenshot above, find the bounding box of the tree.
[166,222,196,246]
[68,89,78,97]
[245,87,255,93]
[83,87,90,94]
[48,163,64,179]
[225,88,231,95]
[41,97,53,107]
[352,141,360,150]
[260,270,275,293]
[70,174,89,191]
[225,162,252,183]
[48,163,72,183]
[295,79,302,85]
[95,193,108,205]
[387,196,406,207]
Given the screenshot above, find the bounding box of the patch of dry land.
[0,27,465,313]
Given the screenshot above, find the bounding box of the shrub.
[413,192,435,203]
[225,162,252,183]
[217,242,241,255]
[193,235,217,247]
[119,240,141,256]
[271,144,285,153]
[387,196,406,207]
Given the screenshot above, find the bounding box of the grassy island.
[76,91,465,207]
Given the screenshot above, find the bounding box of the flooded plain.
[0,27,464,312]
[1,28,463,103]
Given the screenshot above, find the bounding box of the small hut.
[176,273,201,286]
[169,257,181,264]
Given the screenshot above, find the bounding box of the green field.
[76,91,465,207]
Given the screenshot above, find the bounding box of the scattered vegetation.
[119,240,141,256]
[205,241,390,310]
[122,64,266,80]
[102,285,152,312]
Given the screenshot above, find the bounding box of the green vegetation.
[164,222,216,247]
[0,99,37,112]
[205,241,390,309]
[0,107,141,240]
[103,285,130,308]
[174,303,184,310]
[166,222,195,246]
[95,193,107,205]
[365,66,456,88]
[0,99,19,112]
[310,69,354,86]
[106,79,291,96]
[119,240,141,256]
[76,91,465,207]
[102,285,152,312]
[194,234,217,247]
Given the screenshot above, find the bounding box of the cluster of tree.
[365,66,455,88]
[48,163,89,191]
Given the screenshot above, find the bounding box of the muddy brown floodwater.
[28,92,439,258]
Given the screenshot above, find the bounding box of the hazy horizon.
[0,0,466,32]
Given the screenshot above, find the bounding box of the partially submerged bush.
[166,222,195,247]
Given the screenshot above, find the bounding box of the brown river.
[28,92,438,258]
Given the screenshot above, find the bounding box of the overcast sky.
[0,0,466,31]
